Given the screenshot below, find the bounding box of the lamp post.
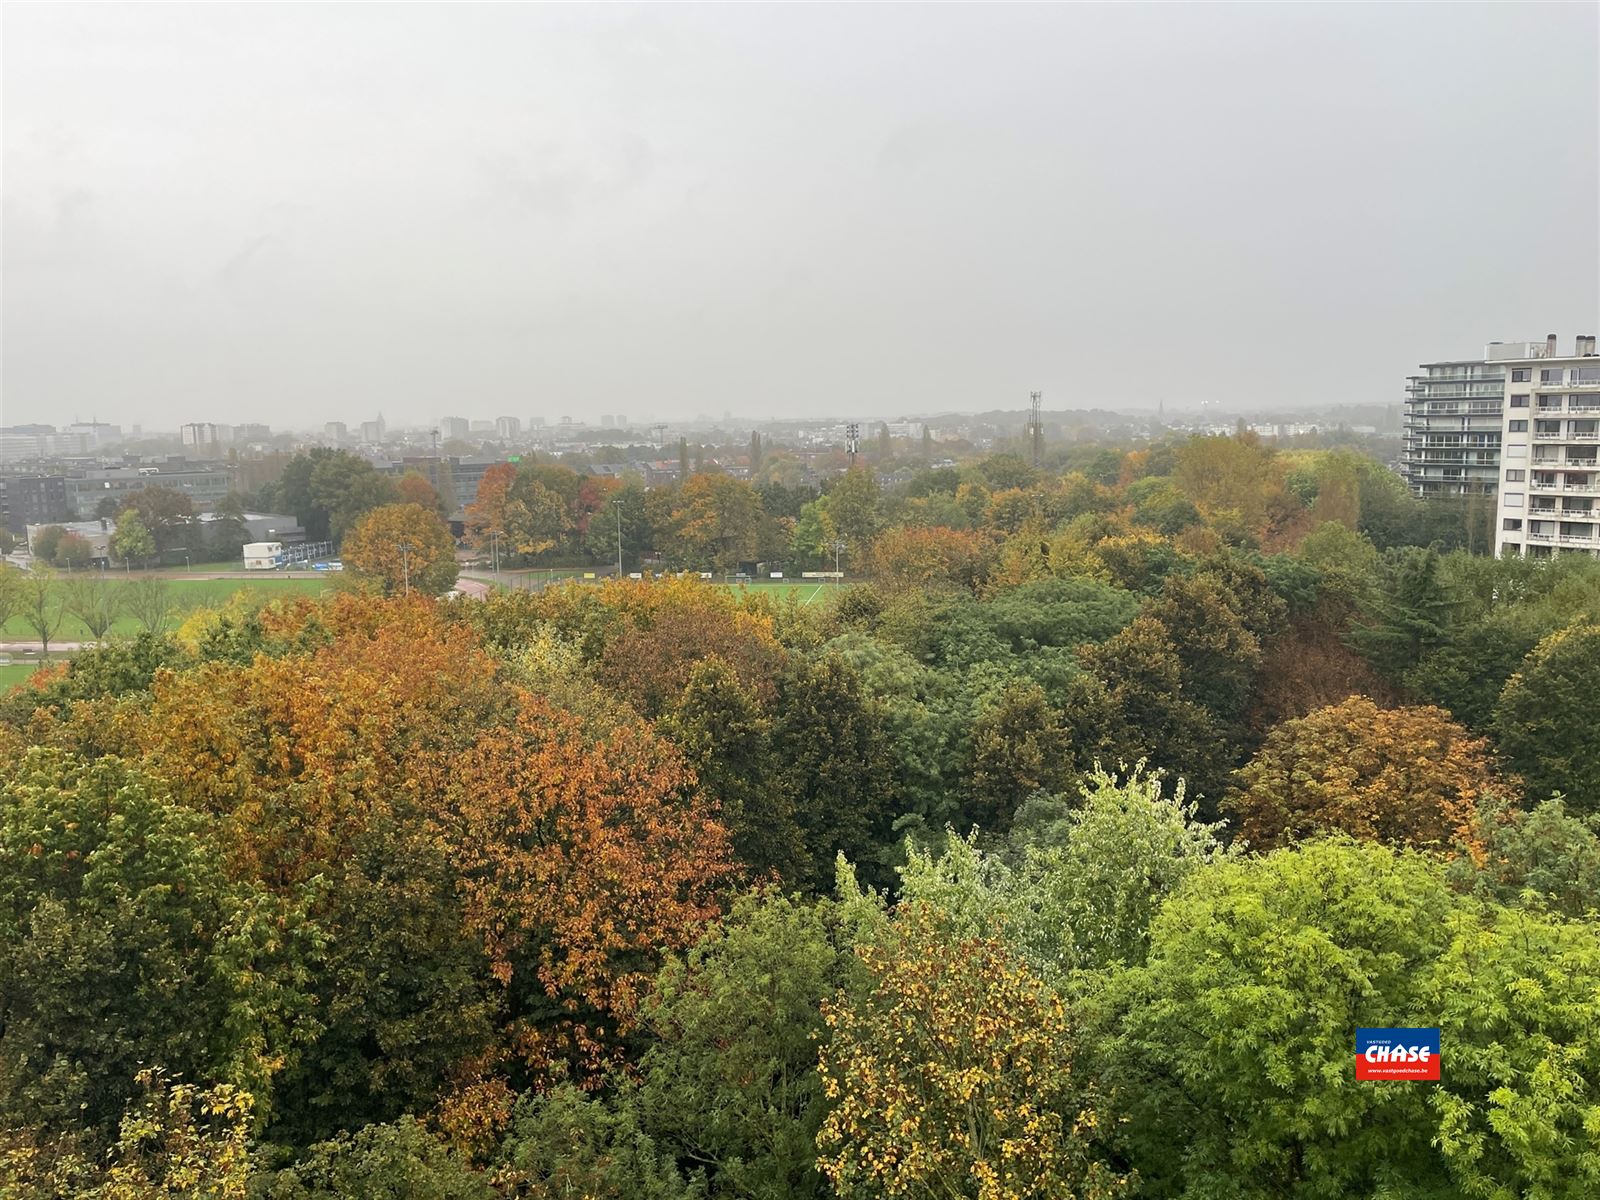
[397,541,412,597]
[613,499,623,578]
[490,529,501,580]
[832,538,845,583]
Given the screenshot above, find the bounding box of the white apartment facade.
[1493,334,1600,559]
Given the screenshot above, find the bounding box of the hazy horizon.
[5,3,1598,431]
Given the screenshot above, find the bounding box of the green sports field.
[0,576,332,641]
[721,580,849,603]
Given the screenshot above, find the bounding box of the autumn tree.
[1172,433,1295,543]
[342,502,459,596]
[52,532,95,569]
[868,526,989,592]
[825,467,881,551]
[114,601,509,1145]
[1226,696,1496,854]
[1,1069,257,1199]
[818,903,1124,1200]
[28,525,65,563]
[464,460,517,553]
[590,576,787,719]
[658,473,761,572]
[501,474,575,559]
[1495,621,1600,813]
[439,693,737,1076]
[397,469,447,516]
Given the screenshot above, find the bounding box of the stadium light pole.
[613,499,623,578]
[397,541,412,597]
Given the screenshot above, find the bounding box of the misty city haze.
[4,2,1597,432]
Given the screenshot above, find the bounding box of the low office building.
[67,461,235,519]
[25,519,115,561]
[1493,334,1600,558]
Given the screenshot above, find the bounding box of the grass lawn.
[0,655,71,691]
[0,576,333,641]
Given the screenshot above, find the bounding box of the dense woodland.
[2,433,1598,1199]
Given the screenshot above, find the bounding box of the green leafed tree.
[0,749,315,1140]
[634,891,852,1199]
[111,510,157,566]
[1495,621,1600,813]
[1096,840,1458,1198]
[257,1117,491,1200]
[661,659,806,883]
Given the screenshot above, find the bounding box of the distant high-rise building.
[64,422,122,449]
[600,414,615,428]
[180,422,223,449]
[495,416,521,440]
[615,414,627,428]
[1402,346,1515,499]
[439,416,470,442]
[1494,334,1600,559]
[324,421,348,442]
[359,417,386,444]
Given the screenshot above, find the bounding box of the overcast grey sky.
[4,3,1597,431]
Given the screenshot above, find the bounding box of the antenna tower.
[846,422,861,467]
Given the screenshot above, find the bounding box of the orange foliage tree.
[1225,696,1496,857]
[342,503,459,597]
[511,576,787,719]
[868,526,990,593]
[439,692,737,1076]
[465,461,517,553]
